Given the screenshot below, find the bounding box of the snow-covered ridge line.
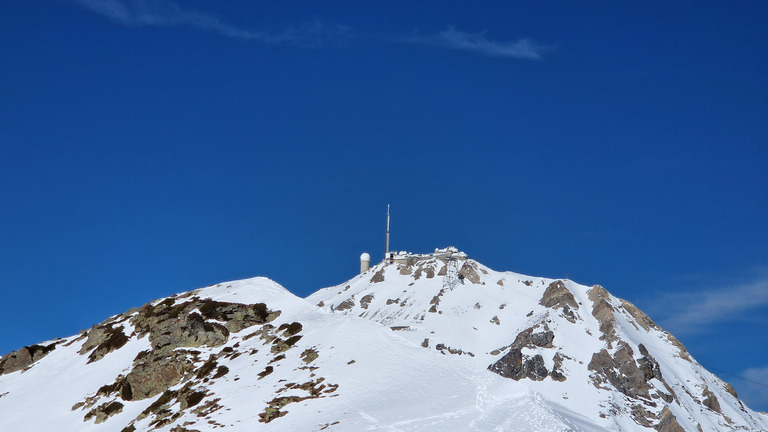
[1,251,767,432]
[309,251,768,431]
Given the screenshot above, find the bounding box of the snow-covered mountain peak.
[309,250,768,431]
[1,250,767,432]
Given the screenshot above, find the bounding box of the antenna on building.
[384,204,390,259]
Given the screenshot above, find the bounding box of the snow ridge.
[1,251,767,432]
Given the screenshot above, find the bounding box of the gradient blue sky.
[2,0,767,410]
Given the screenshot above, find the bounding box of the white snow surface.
[1,253,767,432]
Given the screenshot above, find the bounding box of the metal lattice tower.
[442,258,461,291]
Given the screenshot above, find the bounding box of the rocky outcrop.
[702,386,721,413]
[130,298,279,352]
[489,326,561,381]
[655,407,686,432]
[620,299,659,332]
[435,343,474,357]
[637,344,664,383]
[540,281,578,310]
[196,300,279,333]
[488,348,548,380]
[71,295,284,417]
[69,296,305,429]
[428,288,447,313]
[83,401,123,424]
[80,324,130,363]
[540,281,578,322]
[359,294,374,309]
[551,352,567,382]
[588,341,680,428]
[589,343,654,400]
[458,262,481,284]
[126,350,196,400]
[413,264,436,279]
[588,285,618,344]
[259,378,339,423]
[515,329,555,349]
[723,382,738,398]
[335,298,355,311]
[370,268,385,283]
[0,342,59,375]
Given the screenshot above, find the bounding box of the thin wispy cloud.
[71,2,545,59]
[656,272,768,334]
[404,27,544,59]
[71,0,351,48]
[736,365,768,410]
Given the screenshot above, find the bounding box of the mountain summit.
[1,249,766,432]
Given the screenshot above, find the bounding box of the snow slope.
[1,251,767,432]
[308,253,768,432]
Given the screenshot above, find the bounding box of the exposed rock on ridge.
[0,342,60,375]
[489,326,564,382]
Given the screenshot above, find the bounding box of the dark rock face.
[489,348,524,379]
[589,344,653,400]
[637,344,663,382]
[84,401,124,424]
[630,404,656,428]
[70,295,300,428]
[530,331,555,348]
[130,298,280,352]
[0,342,59,375]
[196,300,277,333]
[435,343,474,357]
[587,341,686,429]
[550,353,567,382]
[488,348,548,381]
[526,355,549,380]
[511,328,555,349]
[702,387,722,413]
[154,313,228,351]
[259,378,339,423]
[588,342,673,408]
[489,325,564,382]
[73,296,282,406]
[126,351,195,400]
[80,324,130,363]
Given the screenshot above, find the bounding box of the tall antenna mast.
[385,204,390,259]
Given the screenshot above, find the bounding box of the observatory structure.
[359,253,370,273]
[359,206,467,274]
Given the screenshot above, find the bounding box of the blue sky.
[2,0,767,411]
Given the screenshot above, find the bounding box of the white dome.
[360,252,371,262]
